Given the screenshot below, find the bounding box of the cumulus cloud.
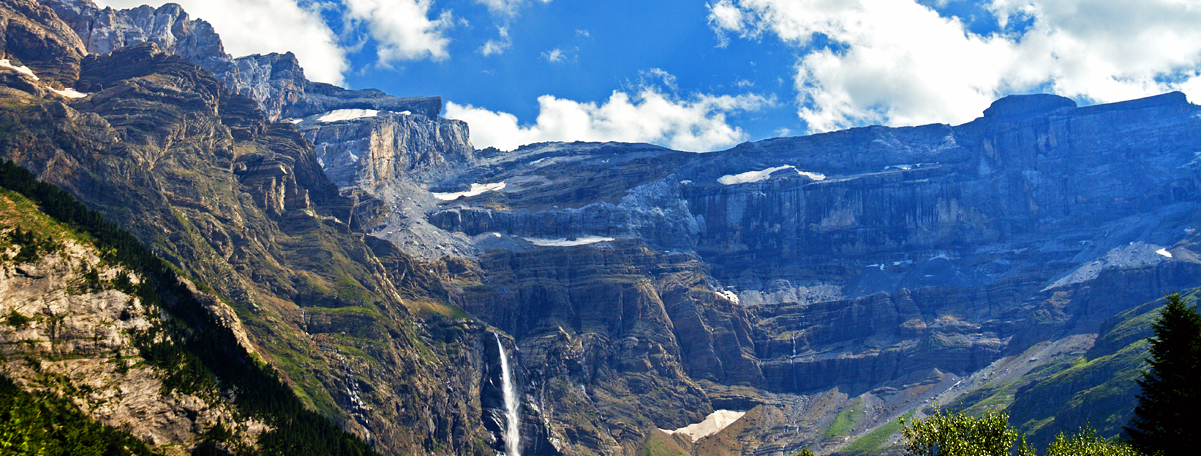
[95,0,348,85]
[708,0,1201,132]
[445,88,769,152]
[343,0,454,64]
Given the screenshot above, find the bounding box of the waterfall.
[495,334,521,456]
[790,334,798,391]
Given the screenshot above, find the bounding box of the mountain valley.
[1,1,1200,455]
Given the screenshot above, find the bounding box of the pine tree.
[1125,293,1201,455]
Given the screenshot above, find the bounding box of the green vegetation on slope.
[1004,292,1195,448]
[827,397,866,439]
[0,160,377,455]
[0,375,155,456]
[837,410,913,456]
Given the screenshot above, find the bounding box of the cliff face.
[449,241,718,455]
[418,91,1201,454]
[1,0,86,88]
[296,108,473,188]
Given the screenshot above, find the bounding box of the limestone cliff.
[419,91,1201,454]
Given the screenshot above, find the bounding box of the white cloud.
[709,0,1201,132]
[343,0,454,64]
[644,68,678,91]
[707,0,748,47]
[543,48,566,63]
[476,0,552,17]
[95,0,348,85]
[445,88,769,152]
[480,26,511,56]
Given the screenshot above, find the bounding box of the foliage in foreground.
[901,407,1140,456]
[1126,293,1201,455]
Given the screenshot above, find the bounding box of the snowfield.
[317,109,380,122]
[432,182,506,200]
[718,165,825,185]
[523,236,615,247]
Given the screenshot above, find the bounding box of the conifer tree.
[1125,293,1201,454]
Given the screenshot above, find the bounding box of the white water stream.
[496,334,521,456]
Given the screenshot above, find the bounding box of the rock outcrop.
[0,192,265,453]
[297,108,473,188]
[1,0,86,87]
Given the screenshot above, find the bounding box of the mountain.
[2,0,1200,455]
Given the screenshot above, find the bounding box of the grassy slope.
[1005,292,1182,447]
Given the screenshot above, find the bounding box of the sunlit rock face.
[294,108,473,189]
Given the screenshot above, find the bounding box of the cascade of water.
[791,333,798,391]
[495,334,521,456]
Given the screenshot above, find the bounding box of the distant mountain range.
[2,1,1198,455]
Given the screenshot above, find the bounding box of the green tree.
[902,409,1139,456]
[900,407,1026,456]
[1125,293,1201,455]
[1045,427,1141,456]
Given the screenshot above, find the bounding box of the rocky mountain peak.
[43,0,229,70]
[982,93,1077,120]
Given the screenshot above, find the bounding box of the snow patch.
[318,109,379,123]
[0,59,37,80]
[717,165,825,185]
[661,410,746,442]
[48,87,86,99]
[524,236,615,247]
[717,290,740,305]
[1046,242,1172,291]
[432,182,506,200]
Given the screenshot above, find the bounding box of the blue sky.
[95,0,1201,152]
